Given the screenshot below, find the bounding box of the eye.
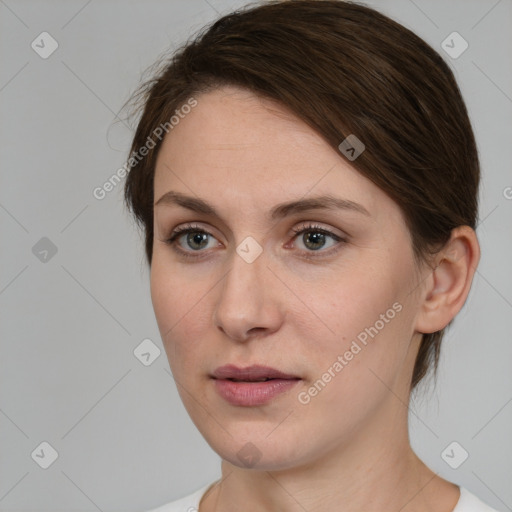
[164,224,220,259]
[162,222,347,260]
[289,223,346,259]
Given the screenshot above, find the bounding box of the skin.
[150,85,480,512]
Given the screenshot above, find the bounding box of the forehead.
[152,86,399,227]
[158,87,327,172]
[157,89,359,187]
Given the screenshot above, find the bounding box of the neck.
[200,395,459,512]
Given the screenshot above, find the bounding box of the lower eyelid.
[166,225,346,257]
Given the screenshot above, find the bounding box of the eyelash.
[164,223,347,261]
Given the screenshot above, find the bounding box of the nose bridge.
[221,237,268,308]
[213,237,279,339]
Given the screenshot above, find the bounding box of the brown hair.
[123,0,480,391]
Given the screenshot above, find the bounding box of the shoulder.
[453,487,501,512]
[143,482,214,512]
[143,483,502,512]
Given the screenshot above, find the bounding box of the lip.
[212,364,300,380]
[211,365,301,406]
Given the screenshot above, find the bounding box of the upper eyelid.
[167,222,345,245]
[164,223,347,262]
[171,221,341,236]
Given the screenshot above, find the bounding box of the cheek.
[150,256,217,374]
[292,294,413,434]
[296,264,401,342]
[292,255,415,389]
[150,260,176,336]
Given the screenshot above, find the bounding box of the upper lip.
[212,364,300,381]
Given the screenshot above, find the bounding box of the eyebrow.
[154,191,370,220]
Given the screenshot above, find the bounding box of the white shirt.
[144,482,501,512]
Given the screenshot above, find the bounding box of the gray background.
[1,0,511,511]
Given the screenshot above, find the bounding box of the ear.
[415,226,480,334]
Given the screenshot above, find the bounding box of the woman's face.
[151,85,427,470]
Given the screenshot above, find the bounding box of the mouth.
[211,364,300,381]
[226,377,275,382]
[211,365,301,406]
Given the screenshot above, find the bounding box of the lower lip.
[213,378,300,406]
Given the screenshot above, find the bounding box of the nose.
[212,243,284,342]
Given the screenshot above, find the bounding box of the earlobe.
[415,226,480,334]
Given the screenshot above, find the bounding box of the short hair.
[124,0,480,391]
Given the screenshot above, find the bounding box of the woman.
[124,1,499,511]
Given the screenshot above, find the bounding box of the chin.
[203,431,312,472]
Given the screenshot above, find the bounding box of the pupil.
[305,232,324,250]
[188,232,208,250]
[184,231,326,251]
